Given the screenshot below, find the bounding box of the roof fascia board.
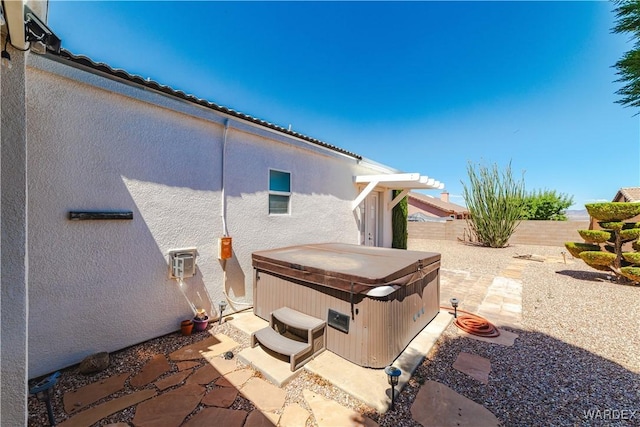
[29,54,359,163]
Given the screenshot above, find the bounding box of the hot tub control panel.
[328,309,350,334]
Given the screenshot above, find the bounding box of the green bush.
[620,266,640,283]
[578,229,611,243]
[633,240,640,251]
[585,202,640,221]
[583,261,613,271]
[564,242,600,258]
[620,228,640,241]
[391,190,408,249]
[622,252,640,264]
[598,221,639,231]
[579,251,616,266]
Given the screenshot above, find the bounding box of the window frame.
[268,168,291,215]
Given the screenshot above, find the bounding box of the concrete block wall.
[408,220,591,247]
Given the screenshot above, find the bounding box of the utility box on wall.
[218,237,232,260]
[168,248,197,279]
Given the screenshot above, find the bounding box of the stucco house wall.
[25,54,388,377]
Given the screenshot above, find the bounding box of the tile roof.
[614,187,640,202]
[47,49,362,160]
[408,191,468,213]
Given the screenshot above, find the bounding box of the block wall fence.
[408,220,591,247]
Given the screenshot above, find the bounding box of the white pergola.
[352,173,444,211]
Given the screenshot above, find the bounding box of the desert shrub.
[578,229,611,243]
[564,242,600,258]
[462,161,525,248]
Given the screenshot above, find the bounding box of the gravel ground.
[28,240,639,426]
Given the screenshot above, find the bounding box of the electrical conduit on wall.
[220,118,252,312]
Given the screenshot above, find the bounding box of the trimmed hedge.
[578,229,611,244]
[586,202,640,221]
[620,228,640,241]
[622,252,640,265]
[579,251,616,266]
[620,266,640,283]
[598,221,640,231]
[564,242,601,258]
[633,240,640,251]
[583,261,613,271]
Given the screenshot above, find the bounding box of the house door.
[361,192,380,246]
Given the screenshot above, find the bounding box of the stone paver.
[279,403,310,427]
[205,354,239,375]
[63,372,130,414]
[154,370,192,391]
[176,361,200,371]
[130,355,171,388]
[245,409,280,427]
[239,377,286,412]
[303,389,378,427]
[410,381,499,427]
[181,407,247,427]
[452,352,491,384]
[58,389,156,427]
[131,383,204,427]
[216,368,254,388]
[185,364,221,385]
[201,386,238,407]
[169,333,239,361]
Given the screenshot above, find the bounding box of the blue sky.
[47,1,639,209]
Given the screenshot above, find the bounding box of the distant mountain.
[565,209,590,221]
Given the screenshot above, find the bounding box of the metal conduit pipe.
[219,118,252,311]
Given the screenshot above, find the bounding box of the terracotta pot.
[192,316,209,332]
[181,319,194,336]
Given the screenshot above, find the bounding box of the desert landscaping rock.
[78,352,110,375]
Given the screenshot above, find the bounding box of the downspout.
[219,119,252,311]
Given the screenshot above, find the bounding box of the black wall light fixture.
[68,211,133,221]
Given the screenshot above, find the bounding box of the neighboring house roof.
[46,49,362,160]
[407,192,468,215]
[613,187,640,202]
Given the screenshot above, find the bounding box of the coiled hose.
[440,306,500,338]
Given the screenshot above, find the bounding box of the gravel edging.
[28,240,640,426]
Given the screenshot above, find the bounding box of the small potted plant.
[180,319,194,336]
[192,308,209,332]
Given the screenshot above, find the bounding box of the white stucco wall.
[26,55,389,377]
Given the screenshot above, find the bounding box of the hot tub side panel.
[253,266,440,368]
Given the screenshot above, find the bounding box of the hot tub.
[252,243,440,368]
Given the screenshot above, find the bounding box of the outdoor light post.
[450,297,459,318]
[218,300,227,325]
[30,371,61,426]
[384,365,401,410]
